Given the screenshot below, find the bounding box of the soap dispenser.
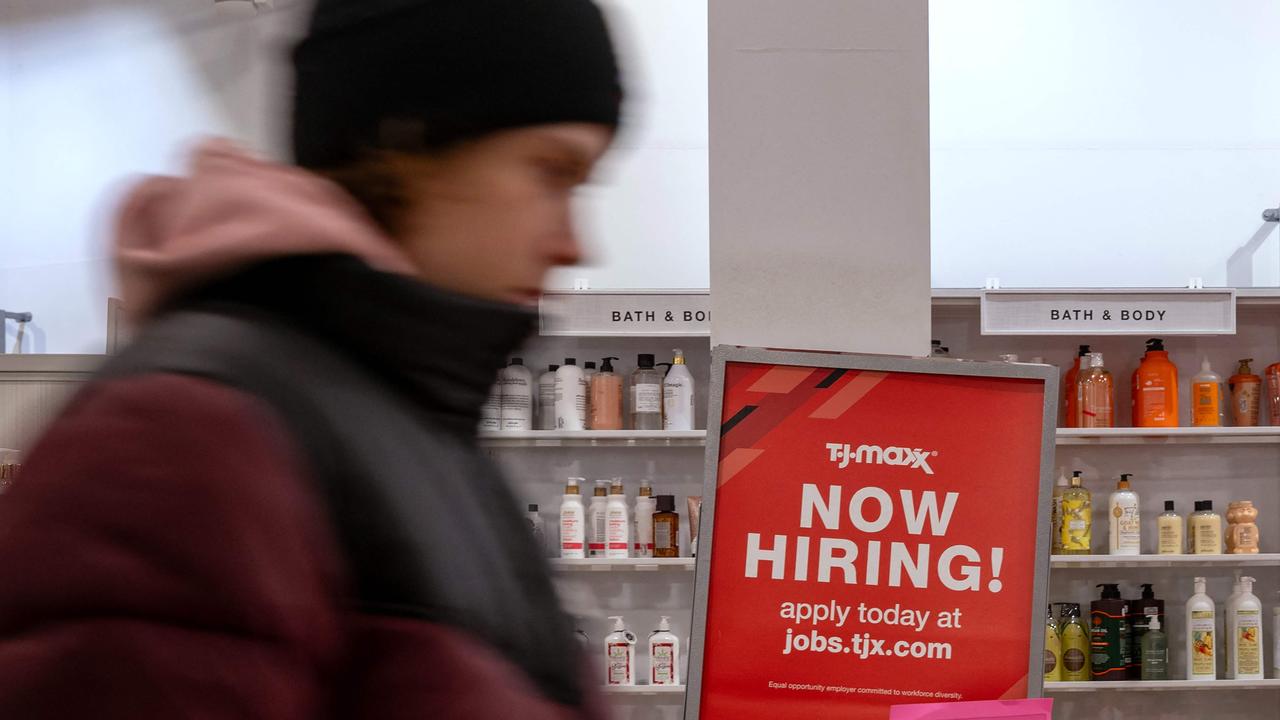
[649,616,681,685]
[605,616,636,685]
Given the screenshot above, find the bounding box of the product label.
[1112,504,1140,551]
[1193,522,1221,554]
[560,510,584,558]
[1236,611,1262,676]
[607,642,632,685]
[1061,499,1091,551]
[633,384,662,414]
[1141,646,1167,680]
[606,514,629,552]
[1050,497,1063,551]
[1042,649,1057,676]
[1190,611,1215,677]
[655,519,674,549]
[1090,607,1131,679]
[652,642,676,685]
[1140,385,1170,423]
[663,380,693,416]
[589,509,607,557]
[1192,382,1221,426]
[1158,520,1182,554]
[1062,647,1087,674]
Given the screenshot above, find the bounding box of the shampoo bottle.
[1229,359,1262,427]
[1076,352,1115,427]
[662,348,696,431]
[1044,604,1063,682]
[1059,603,1091,682]
[630,354,664,430]
[1108,474,1140,555]
[559,478,586,559]
[1186,576,1217,680]
[1064,344,1091,428]
[1191,358,1224,427]
[538,365,559,430]
[499,358,534,431]
[634,480,656,558]
[1090,583,1131,681]
[589,357,623,430]
[1060,471,1092,555]
[1140,614,1169,681]
[587,481,609,558]
[1228,576,1264,681]
[1133,338,1179,428]
[649,616,681,686]
[605,479,630,559]
[1157,501,1184,555]
[554,359,587,431]
[605,616,637,686]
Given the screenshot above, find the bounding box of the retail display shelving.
[1050,553,1280,569]
[599,684,687,697]
[1057,426,1280,445]
[478,429,706,448]
[549,558,697,572]
[1045,679,1280,693]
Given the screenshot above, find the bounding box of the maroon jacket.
[0,256,605,719]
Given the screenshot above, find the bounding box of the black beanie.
[292,0,624,169]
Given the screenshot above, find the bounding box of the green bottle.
[1058,603,1091,681]
[1140,614,1169,680]
[1091,583,1132,681]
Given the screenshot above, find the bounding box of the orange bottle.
[1063,344,1091,428]
[1132,338,1179,427]
[1228,359,1261,427]
[1267,362,1280,426]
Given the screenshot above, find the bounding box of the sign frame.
[979,288,1237,336]
[538,289,711,337]
[684,346,1059,720]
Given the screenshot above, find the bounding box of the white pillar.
[709,0,930,356]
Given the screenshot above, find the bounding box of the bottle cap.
[565,478,581,494]
[1148,614,1160,631]
[1097,583,1121,599]
[672,348,686,365]
[609,615,626,632]
[549,364,560,372]
[594,481,608,497]
[584,361,597,370]
[1203,500,1213,511]
[563,358,577,366]
[1237,358,1254,374]
[638,479,653,496]
[528,504,538,512]
[1194,500,1208,512]
[510,358,524,366]
[1118,473,1132,488]
[601,356,619,372]
[656,495,676,513]
[657,615,671,631]
[1141,583,1155,599]
[1078,344,1091,357]
[637,354,655,369]
[1146,338,1165,352]
[1056,470,1068,487]
[1164,500,1175,512]
[609,479,624,495]
[1201,357,1212,373]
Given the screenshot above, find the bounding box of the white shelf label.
[981,290,1236,336]
[539,292,710,336]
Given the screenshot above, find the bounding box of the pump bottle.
[630,354,664,430]
[1140,614,1168,681]
[587,481,609,558]
[1108,474,1140,555]
[1058,603,1090,682]
[1044,604,1063,682]
[633,480,657,558]
[1229,359,1262,427]
[605,616,636,685]
[1186,576,1217,680]
[605,479,630,559]
[589,357,623,430]
[1051,469,1069,555]
[1227,576,1264,680]
[663,349,696,431]
[649,616,681,686]
[558,478,586,559]
[1060,471,1092,555]
[1133,338,1179,427]
[1063,344,1091,428]
[1076,352,1114,427]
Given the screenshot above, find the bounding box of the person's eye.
[536,158,585,187]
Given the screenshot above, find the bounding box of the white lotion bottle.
[480,369,502,432]
[649,615,681,686]
[499,358,534,432]
[1108,473,1140,555]
[554,359,587,431]
[634,480,656,558]
[558,478,586,559]
[605,616,636,685]
[605,478,630,559]
[1224,572,1243,678]
[663,348,696,431]
[1187,576,1217,680]
[587,480,609,558]
[1229,576,1264,681]
[537,364,559,430]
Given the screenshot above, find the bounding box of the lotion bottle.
[1157,500,1184,555]
[1140,614,1169,681]
[605,479,630,559]
[1190,501,1223,555]
[649,616,681,686]
[1191,358,1224,427]
[1229,359,1262,427]
[1228,576,1264,680]
[605,616,636,685]
[1108,474,1140,555]
[662,348,696,431]
[1186,576,1217,680]
[499,358,534,431]
[559,478,586,559]
[587,480,609,558]
[1224,573,1244,678]
[633,480,656,558]
[554,359,587,431]
[589,357,623,430]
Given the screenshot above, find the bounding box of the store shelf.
[478,430,706,448]
[550,558,696,572]
[1045,679,1280,693]
[1057,427,1280,445]
[599,684,686,697]
[1050,553,1280,569]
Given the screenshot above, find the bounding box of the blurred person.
[0,0,622,717]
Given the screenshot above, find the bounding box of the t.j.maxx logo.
[825,442,937,475]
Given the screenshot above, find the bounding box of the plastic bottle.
[1044,604,1063,682]
[1108,474,1140,555]
[1229,359,1261,427]
[589,357,623,430]
[605,479,630,559]
[1060,471,1092,555]
[559,478,586,559]
[1224,573,1243,678]
[499,358,534,431]
[1186,576,1217,680]
[554,359,587,431]
[1189,500,1223,555]
[525,503,546,556]
[605,616,637,685]
[587,480,609,558]
[1076,352,1114,428]
[1051,469,1069,555]
[653,494,680,558]
[1058,603,1091,682]
[1140,614,1168,681]
[662,348,696,431]
[630,354,664,430]
[581,361,597,428]
[1273,591,1280,678]
[1228,576,1264,680]
[1129,584,1164,678]
[649,616,681,686]
[1266,361,1280,426]
[1191,358,1224,427]
[1063,344,1091,428]
[480,369,502,432]
[1132,338,1179,428]
[1157,500,1184,555]
[1091,583,1131,681]
[633,480,656,558]
[538,364,559,430]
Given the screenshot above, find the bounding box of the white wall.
[930,0,1280,289]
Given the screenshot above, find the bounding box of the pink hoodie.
[115,140,417,321]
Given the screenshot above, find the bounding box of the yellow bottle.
[1059,603,1091,682]
[1157,500,1184,555]
[1044,604,1063,682]
[1060,472,1092,555]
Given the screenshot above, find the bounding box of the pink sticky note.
[889,698,1053,720]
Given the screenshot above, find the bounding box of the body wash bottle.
[605,616,636,686]
[1229,359,1262,427]
[1044,604,1063,682]
[1060,471,1092,555]
[1191,358,1224,427]
[1157,501,1184,555]
[1187,576,1217,680]
[589,357,623,430]
[649,616,681,686]
[559,478,586,559]
[1133,338,1179,428]
[1076,352,1115,427]
[653,495,680,558]
[1140,614,1168,681]
[1063,344,1091,428]
[1058,603,1091,682]
[662,349,696,431]
[630,354,664,430]
[1108,474,1140,555]
[605,479,630,559]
